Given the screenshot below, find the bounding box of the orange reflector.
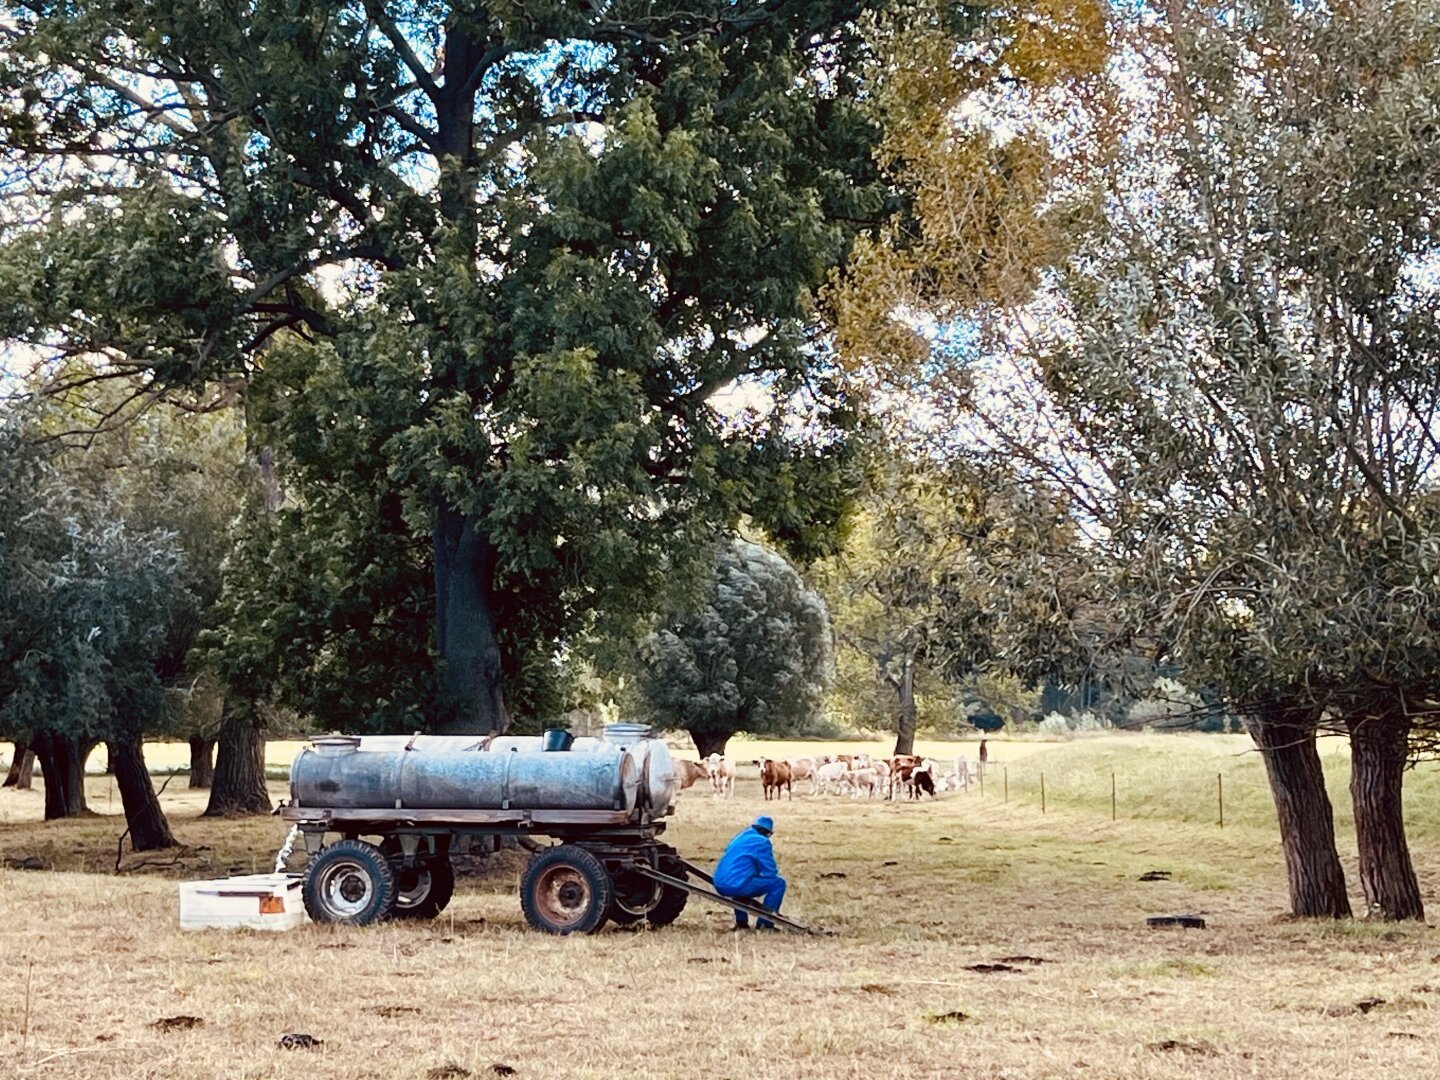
[258,896,286,915]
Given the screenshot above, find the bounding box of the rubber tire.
[607,867,662,926]
[520,845,613,935]
[302,839,397,926]
[393,858,456,920]
[645,861,690,928]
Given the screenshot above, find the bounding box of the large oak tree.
[0,1,885,737]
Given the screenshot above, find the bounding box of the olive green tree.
[632,538,833,757]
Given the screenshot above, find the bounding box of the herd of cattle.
[670,752,981,801]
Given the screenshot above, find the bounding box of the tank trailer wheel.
[520,845,613,935]
[379,839,456,920]
[606,861,689,928]
[393,858,456,920]
[643,859,690,928]
[302,839,397,926]
[607,867,663,926]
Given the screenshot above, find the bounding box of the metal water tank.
[289,733,677,814]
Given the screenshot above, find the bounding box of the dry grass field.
[2,733,1439,1079]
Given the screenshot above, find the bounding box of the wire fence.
[982,767,1231,827]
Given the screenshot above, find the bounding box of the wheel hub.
[319,859,374,918]
[535,866,592,929]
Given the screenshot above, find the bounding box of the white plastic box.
[179,874,308,931]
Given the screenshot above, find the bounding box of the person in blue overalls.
[713,815,786,930]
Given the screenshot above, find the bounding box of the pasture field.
[2,734,1439,1079]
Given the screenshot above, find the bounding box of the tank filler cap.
[603,722,653,748]
[312,735,362,756]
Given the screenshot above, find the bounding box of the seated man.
[712,815,786,930]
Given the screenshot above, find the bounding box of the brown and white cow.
[846,767,881,799]
[888,755,924,800]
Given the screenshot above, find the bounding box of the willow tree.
[0,2,885,741]
[845,0,1440,920]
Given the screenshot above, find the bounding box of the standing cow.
[705,753,736,797]
[814,759,850,795]
[786,757,818,796]
[757,757,793,801]
[673,759,711,792]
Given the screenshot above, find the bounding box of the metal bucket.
[542,728,575,752]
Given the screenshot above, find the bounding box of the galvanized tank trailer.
[281,724,806,934]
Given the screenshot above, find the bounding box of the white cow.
[786,757,819,796]
[814,759,850,795]
[951,755,972,792]
[705,753,736,797]
[870,758,893,798]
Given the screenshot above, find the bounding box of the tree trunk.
[203,699,272,816]
[690,729,732,758]
[893,656,917,756]
[30,730,92,819]
[1347,707,1423,921]
[427,41,504,737]
[1245,706,1351,918]
[3,742,35,789]
[433,501,509,735]
[108,735,176,852]
[188,737,215,789]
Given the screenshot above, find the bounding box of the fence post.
[1217,772,1224,829]
[1040,772,1046,814]
[1111,771,1116,822]
[1003,766,1008,804]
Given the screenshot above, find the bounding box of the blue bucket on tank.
[542,728,575,752]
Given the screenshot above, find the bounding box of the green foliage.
[631,538,833,747]
[1004,1,1440,715]
[813,448,970,738]
[849,1,1440,727]
[0,418,186,743]
[0,1,887,728]
[817,442,1092,744]
[827,639,962,734]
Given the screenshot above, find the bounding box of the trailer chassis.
[279,804,817,935]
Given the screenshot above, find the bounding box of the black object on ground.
[278,1033,324,1050]
[1146,914,1206,929]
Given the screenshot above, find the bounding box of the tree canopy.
[0,413,189,841]
[1,0,886,734]
[844,0,1440,920]
[632,537,832,757]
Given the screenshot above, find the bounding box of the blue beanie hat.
[753,816,774,835]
